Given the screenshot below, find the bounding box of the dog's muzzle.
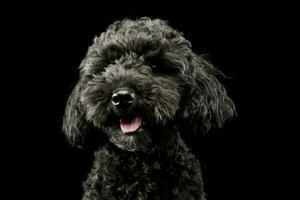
[111,88,143,135]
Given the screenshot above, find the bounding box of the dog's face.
[63,18,235,152]
[81,52,182,151]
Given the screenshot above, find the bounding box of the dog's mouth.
[120,116,142,135]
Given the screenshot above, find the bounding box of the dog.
[63,17,235,200]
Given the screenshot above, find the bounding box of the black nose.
[111,89,135,109]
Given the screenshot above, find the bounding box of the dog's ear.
[177,54,236,135]
[63,81,102,149]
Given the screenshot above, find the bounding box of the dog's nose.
[111,89,135,109]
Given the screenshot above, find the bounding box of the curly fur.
[63,17,235,200]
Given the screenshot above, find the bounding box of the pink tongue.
[120,117,142,134]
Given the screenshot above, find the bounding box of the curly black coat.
[63,17,235,200]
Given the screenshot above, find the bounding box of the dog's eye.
[151,65,160,74]
[151,64,179,75]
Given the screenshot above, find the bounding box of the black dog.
[63,17,235,200]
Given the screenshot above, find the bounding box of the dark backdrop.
[3,2,283,200]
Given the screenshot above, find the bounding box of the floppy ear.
[63,80,103,149]
[177,54,236,135]
[63,82,89,148]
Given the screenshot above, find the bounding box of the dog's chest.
[92,149,174,199]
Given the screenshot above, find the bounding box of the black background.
[2,2,290,200]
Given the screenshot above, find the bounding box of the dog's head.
[63,18,235,151]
